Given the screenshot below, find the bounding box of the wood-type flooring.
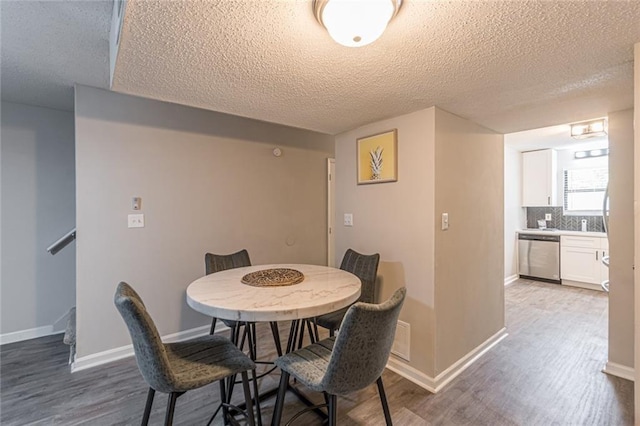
[0,279,633,425]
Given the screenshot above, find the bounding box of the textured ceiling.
[1,1,111,112]
[112,0,640,135]
[2,1,639,135]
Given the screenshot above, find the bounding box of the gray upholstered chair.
[313,249,380,338]
[206,250,283,358]
[114,282,259,426]
[271,287,407,426]
[205,249,252,335]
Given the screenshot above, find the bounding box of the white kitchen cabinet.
[522,149,557,207]
[600,239,609,283]
[561,235,608,289]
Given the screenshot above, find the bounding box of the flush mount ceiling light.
[570,119,607,139]
[313,0,402,47]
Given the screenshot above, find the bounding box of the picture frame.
[356,129,398,185]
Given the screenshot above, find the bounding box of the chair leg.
[241,371,256,426]
[270,371,290,426]
[270,321,283,356]
[164,392,179,426]
[376,377,393,426]
[250,368,262,426]
[322,392,330,407]
[328,394,338,426]
[209,317,217,335]
[226,374,237,411]
[329,328,335,337]
[312,321,320,342]
[219,379,230,426]
[141,388,155,426]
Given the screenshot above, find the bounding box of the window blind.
[563,167,608,212]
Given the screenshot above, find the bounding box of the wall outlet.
[343,213,353,227]
[128,214,144,228]
[545,213,552,221]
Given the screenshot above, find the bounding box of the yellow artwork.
[357,129,398,184]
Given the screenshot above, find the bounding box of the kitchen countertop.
[518,229,607,238]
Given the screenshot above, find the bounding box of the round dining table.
[186,264,361,323]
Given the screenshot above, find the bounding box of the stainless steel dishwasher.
[518,233,561,283]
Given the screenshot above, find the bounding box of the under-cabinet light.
[574,148,609,159]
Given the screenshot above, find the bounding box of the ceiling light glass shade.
[570,119,607,139]
[314,0,401,47]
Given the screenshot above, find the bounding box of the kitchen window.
[563,167,608,214]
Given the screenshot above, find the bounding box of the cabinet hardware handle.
[596,251,598,261]
[548,196,550,205]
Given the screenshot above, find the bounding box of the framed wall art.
[356,129,398,185]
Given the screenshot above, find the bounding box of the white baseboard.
[561,280,604,292]
[72,323,228,373]
[0,325,62,345]
[52,306,74,333]
[386,327,508,393]
[504,274,519,286]
[71,339,137,373]
[386,355,438,392]
[602,361,635,382]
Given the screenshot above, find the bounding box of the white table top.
[186,264,361,322]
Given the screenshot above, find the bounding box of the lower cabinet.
[561,235,608,289]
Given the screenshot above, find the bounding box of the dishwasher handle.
[518,233,560,243]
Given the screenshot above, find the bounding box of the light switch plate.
[344,213,353,227]
[441,213,449,230]
[128,214,144,228]
[545,213,552,221]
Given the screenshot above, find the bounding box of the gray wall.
[334,106,504,379]
[1,102,76,335]
[633,41,639,420]
[607,108,634,369]
[433,108,504,374]
[335,108,437,375]
[74,86,334,358]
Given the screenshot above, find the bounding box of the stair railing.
[47,228,76,255]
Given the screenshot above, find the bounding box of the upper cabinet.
[522,149,558,207]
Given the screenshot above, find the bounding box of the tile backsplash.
[526,207,604,232]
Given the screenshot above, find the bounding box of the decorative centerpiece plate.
[241,268,305,287]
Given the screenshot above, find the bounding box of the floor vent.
[391,320,410,361]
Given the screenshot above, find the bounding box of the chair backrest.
[340,248,380,303]
[321,287,406,396]
[205,249,251,275]
[114,282,175,393]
